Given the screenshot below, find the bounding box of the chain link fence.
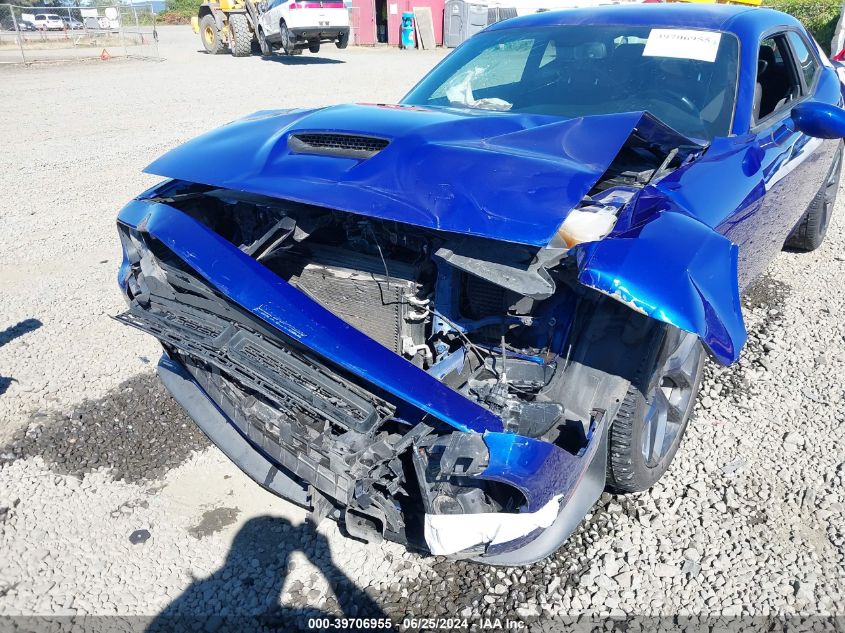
[0,3,160,65]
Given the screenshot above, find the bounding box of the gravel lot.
[1,26,843,628]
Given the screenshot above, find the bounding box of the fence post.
[133,2,140,56]
[151,3,159,60]
[119,4,128,57]
[9,4,26,64]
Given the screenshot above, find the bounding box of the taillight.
[834,48,845,62]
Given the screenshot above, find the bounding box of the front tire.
[785,143,842,252]
[257,26,271,55]
[199,14,224,55]
[308,40,320,53]
[607,327,705,493]
[228,13,252,57]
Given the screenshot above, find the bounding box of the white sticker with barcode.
[643,28,722,63]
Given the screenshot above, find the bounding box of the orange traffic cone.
[100,48,111,60]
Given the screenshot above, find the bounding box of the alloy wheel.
[641,332,702,468]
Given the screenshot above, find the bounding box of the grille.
[184,357,355,503]
[117,297,394,433]
[288,133,390,159]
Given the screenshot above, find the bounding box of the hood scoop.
[288,132,389,159]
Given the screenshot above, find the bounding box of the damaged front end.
[116,107,745,564]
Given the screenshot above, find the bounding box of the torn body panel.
[119,199,503,434]
[574,206,747,365]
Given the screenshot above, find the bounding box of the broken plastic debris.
[557,206,617,248]
[423,494,562,556]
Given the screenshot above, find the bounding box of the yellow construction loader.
[191,0,261,57]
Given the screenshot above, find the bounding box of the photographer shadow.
[148,515,386,632]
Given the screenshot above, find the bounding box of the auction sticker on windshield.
[643,28,722,62]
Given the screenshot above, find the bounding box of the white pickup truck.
[257,0,349,55]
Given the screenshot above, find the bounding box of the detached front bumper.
[117,198,611,564]
[157,352,608,565]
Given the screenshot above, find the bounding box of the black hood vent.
[288,132,390,159]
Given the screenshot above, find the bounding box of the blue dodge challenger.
[116,4,844,564]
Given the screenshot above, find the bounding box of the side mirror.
[791,101,845,139]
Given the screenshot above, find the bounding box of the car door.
[742,30,830,281]
[261,0,283,37]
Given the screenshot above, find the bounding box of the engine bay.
[154,184,595,445]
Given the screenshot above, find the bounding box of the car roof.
[487,4,802,38]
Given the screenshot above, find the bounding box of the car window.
[430,37,535,98]
[753,34,802,124]
[404,25,740,141]
[539,40,556,68]
[786,31,819,90]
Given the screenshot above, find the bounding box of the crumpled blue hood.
[144,104,679,246]
[143,104,745,365]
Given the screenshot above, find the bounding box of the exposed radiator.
[269,246,424,354]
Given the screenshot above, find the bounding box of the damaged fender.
[574,209,747,365]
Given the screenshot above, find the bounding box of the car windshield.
[403,25,740,140]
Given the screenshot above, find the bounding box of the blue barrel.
[401,12,415,49]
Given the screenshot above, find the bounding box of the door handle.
[762,118,796,149]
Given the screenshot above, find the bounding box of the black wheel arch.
[547,291,704,492]
[545,294,667,442]
[198,3,226,30]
